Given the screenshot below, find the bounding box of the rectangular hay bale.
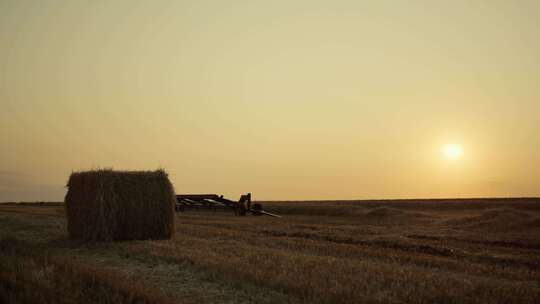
[65,169,176,241]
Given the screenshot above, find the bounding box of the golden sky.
[1,1,539,201]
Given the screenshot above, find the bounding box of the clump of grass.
[65,169,176,241]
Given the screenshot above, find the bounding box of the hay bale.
[65,169,176,241]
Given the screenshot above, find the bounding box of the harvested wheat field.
[1,198,540,304]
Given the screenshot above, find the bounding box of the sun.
[442,144,463,159]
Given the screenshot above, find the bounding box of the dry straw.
[65,169,176,241]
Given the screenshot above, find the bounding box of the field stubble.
[0,198,539,303]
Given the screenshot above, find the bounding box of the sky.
[1,0,539,201]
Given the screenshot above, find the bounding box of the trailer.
[175,193,280,218]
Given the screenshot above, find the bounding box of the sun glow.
[442,144,463,159]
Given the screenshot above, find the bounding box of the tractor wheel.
[252,203,263,215]
[239,203,247,216]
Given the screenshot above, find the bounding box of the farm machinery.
[175,193,281,218]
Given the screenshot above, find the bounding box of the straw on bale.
[65,169,176,241]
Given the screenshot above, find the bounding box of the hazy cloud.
[0,171,33,189]
[0,171,30,176]
[0,171,65,202]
